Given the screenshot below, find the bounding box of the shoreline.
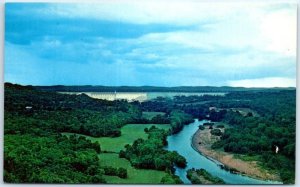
[191,127,282,182]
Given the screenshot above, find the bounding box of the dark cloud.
[6,3,197,45]
[4,3,296,87]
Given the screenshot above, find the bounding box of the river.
[164,119,282,184]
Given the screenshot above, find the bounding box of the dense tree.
[169,110,194,134]
[120,126,187,171]
[4,84,140,183]
[5,84,142,137]
[4,134,105,183]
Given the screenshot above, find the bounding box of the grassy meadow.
[99,153,169,184]
[63,123,171,183]
[63,123,170,152]
[64,123,171,183]
[89,124,170,152]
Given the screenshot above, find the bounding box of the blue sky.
[5,2,297,87]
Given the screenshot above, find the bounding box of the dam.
[59,91,226,102]
[59,92,148,102]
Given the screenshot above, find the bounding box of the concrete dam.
[59,92,148,102]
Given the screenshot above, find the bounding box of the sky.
[4,2,297,87]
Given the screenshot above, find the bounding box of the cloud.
[259,7,297,56]
[4,2,297,87]
[227,77,296,88]
[5,15,192,45]
[14,2,236,25]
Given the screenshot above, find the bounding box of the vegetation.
[120,126,187,171]
[99,153,170,184]
[198,125,205,130]
[4,83,296,184]
[142,112,166,120]
[4,134,105,183]
[161,174,183,184]
[216,124,224,128]
[209,91,296,184]
[210,128,222,136]
[169,110,194,134]
[64,124,170,152]
[3,84,138,183]
[141,89,295,184]
[186,168,225,184]
[5,83,141,138]
[102,166,128,178]
[4,83,184,183]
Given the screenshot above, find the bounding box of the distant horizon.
[5,2,297,88]
[5,82,296,89]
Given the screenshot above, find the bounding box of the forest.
[5,83,142,137]
[139,89,296,184]
[4,83,136,183]
[4,83,191,183]
[5,134,105,183]
[4,83,296,184]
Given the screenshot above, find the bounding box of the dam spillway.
[59,92,148,102]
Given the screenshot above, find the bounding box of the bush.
[216,124,224,128]
[203,122,214,126]
[103,166,117,176]
[161,174,183,184]
[211,141,224,149]
[117,168,127,179]
[211,129,222,136]
[198,125,205,130]
[119,150,126,158]
[103,166,127,179]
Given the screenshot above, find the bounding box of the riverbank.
[191,125,281,182]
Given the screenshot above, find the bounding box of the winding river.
[164,119,282,184]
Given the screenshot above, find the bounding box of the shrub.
[210,129,222,136]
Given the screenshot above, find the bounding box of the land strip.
[191,124,281,181]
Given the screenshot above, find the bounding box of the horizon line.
[4,82,296,89]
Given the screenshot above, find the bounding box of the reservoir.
[59,92,226,102]
[164,119,282,184]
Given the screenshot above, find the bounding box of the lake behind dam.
[59,92,226,101]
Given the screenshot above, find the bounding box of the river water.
[164,119,282,184]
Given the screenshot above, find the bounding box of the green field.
[93,124,170,152]
[63,124,171,183]
[142,111,166,120]
[63,124,170,152]
[99,153,168,184]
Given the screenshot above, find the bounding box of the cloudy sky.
[5,2,297,87]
